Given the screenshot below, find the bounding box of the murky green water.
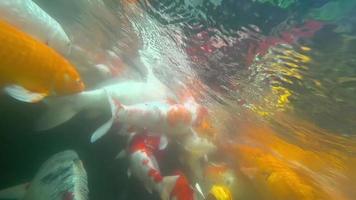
[1,0,356,200]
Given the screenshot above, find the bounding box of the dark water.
[1,0,356,200]
[0,95,124,200]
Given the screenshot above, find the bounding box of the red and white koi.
[125,132,175,200]
[121,132,196,200]
[90,95,208,142]
[170,171,196,200]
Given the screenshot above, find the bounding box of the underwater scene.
[0,0,356,199]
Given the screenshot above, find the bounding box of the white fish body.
[129,150,179,200]
[129,149,164,193]
[104,79,172,105]
[0,0,71,55]
[126,133,178,200]
[116,101,192,136]
[0,150,88,200]
[37,79,173,133]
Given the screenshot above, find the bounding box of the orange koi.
[0,20,84,102]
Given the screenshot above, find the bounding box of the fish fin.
[95,64,112,78]
[4,85,47,103]
[160,176,179,200]
[195,183,205,199]
[36,90,107,131]
[36,95,78,131]
[115,150,127,159]
[0,183,29,199]
[90,117,114,143]
[159,135,168,150]
[90,92,117,143]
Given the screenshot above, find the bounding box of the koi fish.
[0,150,88,200]
[118,132,198,200]
[36,76,172,131]
[0,20,84,102]
[0,0,71,55]
[96,100,215,161]
[170,171,196,200]
[90,96,208,143]
[0,21,84,102]
[119,132,178,200]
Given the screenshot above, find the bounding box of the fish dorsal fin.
[4,85,47,103]
[0,183,30,199]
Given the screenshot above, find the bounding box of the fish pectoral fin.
[0,182,30,199]
[4,85,47,103]
[90,116,114,143]
[90,89,117,143]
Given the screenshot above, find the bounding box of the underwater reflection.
[214,112,356,200]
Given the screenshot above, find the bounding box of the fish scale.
[0,19,83,97]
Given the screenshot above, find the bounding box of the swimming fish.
[122,132,187,200]
[36,74,172,131]
[87,92,216,166]
[0,150,89,200]
[0,0,72,55]
[90,95,208,143]
[0,19,84,102]
[170,171,196,200]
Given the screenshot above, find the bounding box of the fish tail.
[36,90,106,131]
[90,90,121,143]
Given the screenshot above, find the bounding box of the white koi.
[36,77,172,132]
[0,150,88,200]
[0,0,71,55]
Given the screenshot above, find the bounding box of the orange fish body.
[0,20,84,101]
